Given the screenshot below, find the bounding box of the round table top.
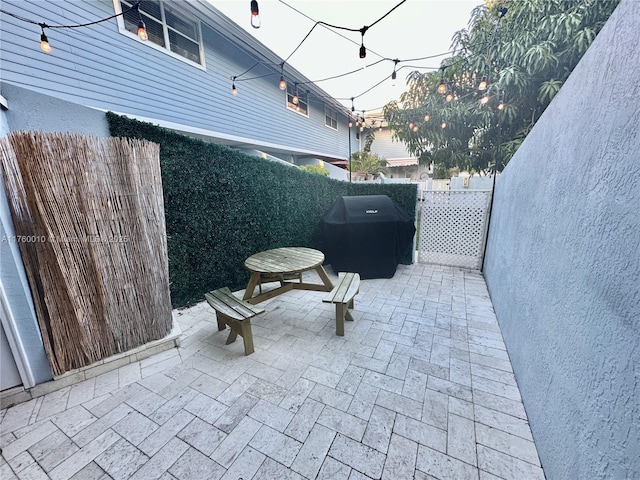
[244,247,325,274]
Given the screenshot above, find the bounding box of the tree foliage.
[299,164,330,176]
[383,0,619,173]
[349,151,388,178]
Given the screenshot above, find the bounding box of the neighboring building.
[0,0,355,169]
[0,0,355,391]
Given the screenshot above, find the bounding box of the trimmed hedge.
[106,112,417,307]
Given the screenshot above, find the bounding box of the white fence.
[418,190,493,270]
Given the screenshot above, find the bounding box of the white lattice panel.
[418,191,492,269]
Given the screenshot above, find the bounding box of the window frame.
[113,0,206,70]
[324,105,338,130]
[286,84,309,117]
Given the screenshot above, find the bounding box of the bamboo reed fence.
[0,132,172,375]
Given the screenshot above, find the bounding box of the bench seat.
[322,272,360,336]
[205,287,265,355]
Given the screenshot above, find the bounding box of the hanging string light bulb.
[412,124,419,133]
[231,77,237,96]
[478,75,488,91]
[134,3,148,41]
[408,120,414,129]
[441,121,447,129]
[292,83,299,105]
[445,90,454,102]
[480,94,490,104]
[391,59,399,85]
[437,67,447,94]
[497,92,504,110]
[424,113,431,122]
[278,64,286,90]
[359,26,368,59]
[39,25,51,53]
[250,0,261,29]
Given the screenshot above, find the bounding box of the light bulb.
[441,122,447,129]
[412,125,418,132]
[292,93,298,105]
[408,121,414,129]
[40,32,51,53]
[478,75,488,91]
[424,114,430,122]
[497,100,504,110]
[250,1,261,28]
[437,80,447,95]
[279,76,286,90]
[480,94,490,104]
[359,43,366,59]
[348,121,353,128]
[232,83,237,96]
[137,20,148,41]
[445,92,454,102]
[359,126,364,132]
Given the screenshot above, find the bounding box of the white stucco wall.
[482,1,639,479]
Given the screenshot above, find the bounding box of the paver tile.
[0,264,544,480]
[382,433,418,480]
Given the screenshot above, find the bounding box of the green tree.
[349,151,388,178]
[299,164,330,176]
[384,0,619,173]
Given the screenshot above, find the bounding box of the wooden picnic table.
[242,247,334,304]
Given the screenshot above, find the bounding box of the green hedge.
[106,112,417,307]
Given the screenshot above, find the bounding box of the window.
[116,0,204,66]
[325,106,338,130]
[286,83,308,116]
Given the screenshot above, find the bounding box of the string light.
[292,83,299,104]
[359,26,368,59]
[445,90,454,102]
[480,94,490,104]
[39,26,51,53]
[250,0,261,29]
[391,59,399,86]
[231,77,238,96]
[135,3,147,41]
[424,113,431,121]
[441,121,447,129]
[478,75,488,91]
[437,67,447,94]
[137,19,148,41]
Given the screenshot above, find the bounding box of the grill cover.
[321,195,415,279]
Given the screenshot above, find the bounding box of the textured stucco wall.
[0,82,110,136]
[482,1,639,479]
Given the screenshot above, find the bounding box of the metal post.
[348,123,352,183]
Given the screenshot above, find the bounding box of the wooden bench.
[205,287,265,355]
[323,272,360,336]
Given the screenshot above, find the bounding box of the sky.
[212,0,481,116]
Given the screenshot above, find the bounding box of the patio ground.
[1,262,545,479]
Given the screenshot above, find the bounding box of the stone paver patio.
[1,262,545,479]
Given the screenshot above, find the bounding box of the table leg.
[243,273,261,301]
[315,266,334,291]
